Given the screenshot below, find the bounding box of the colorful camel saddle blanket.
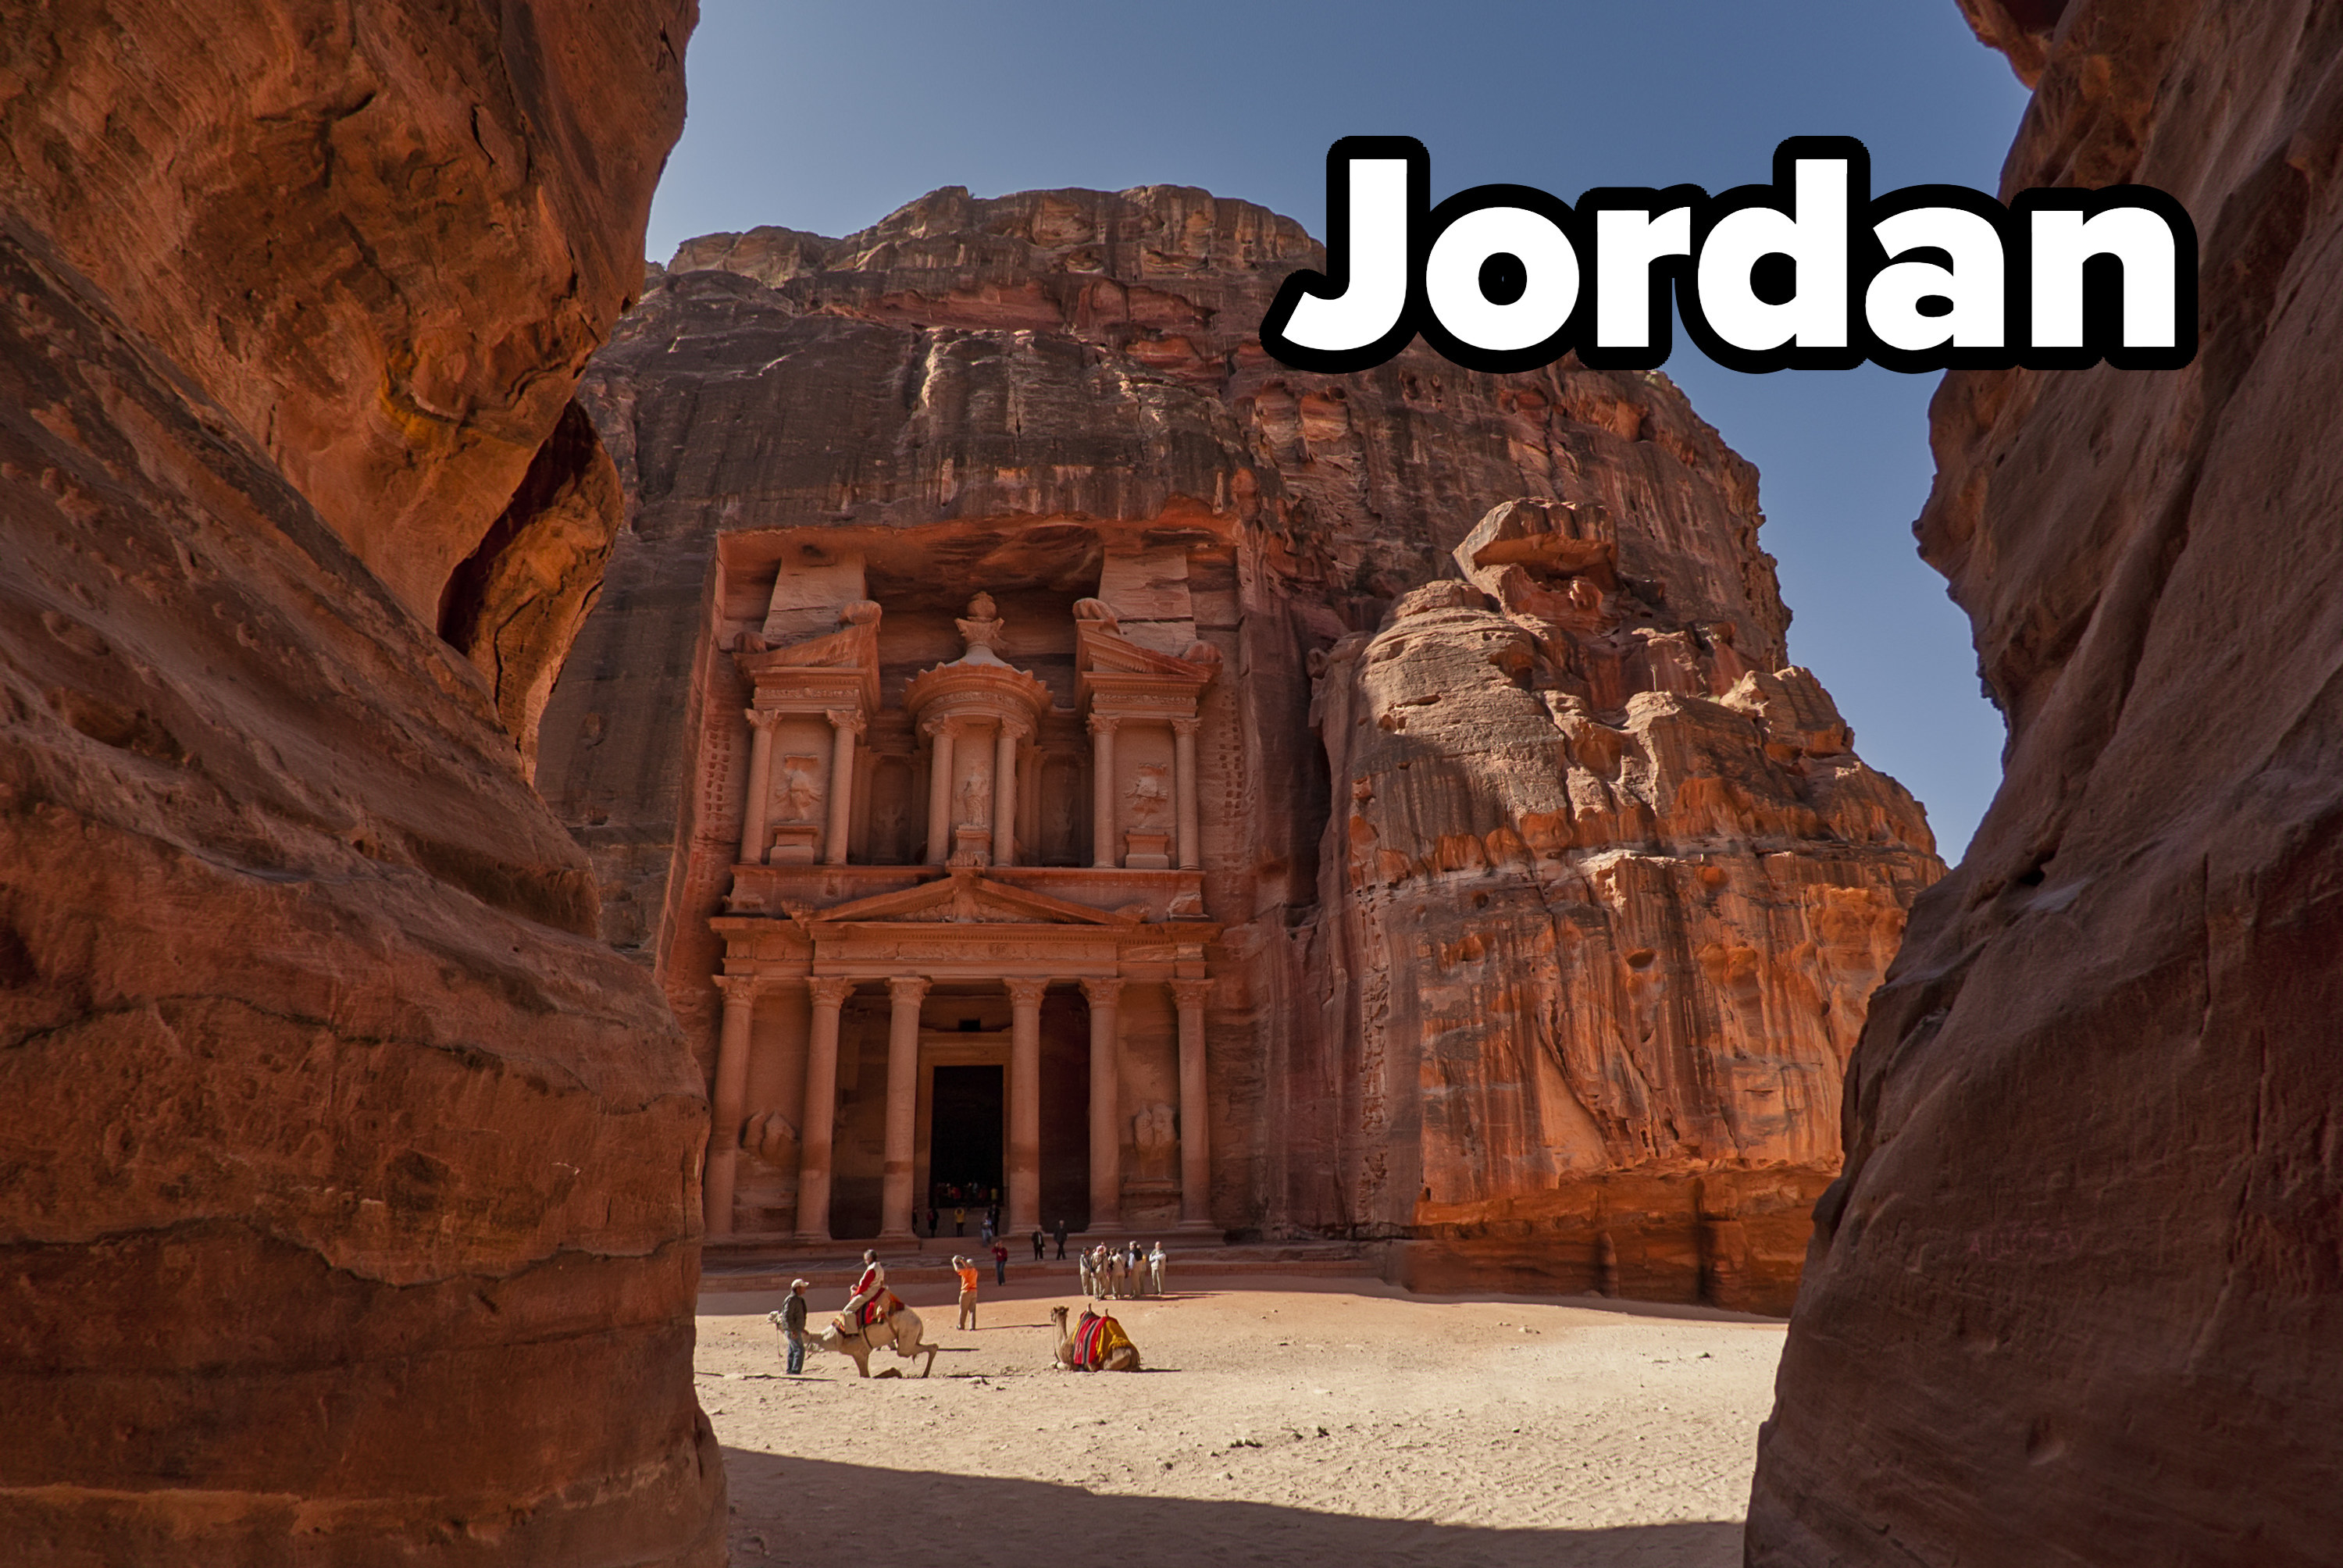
[851,1291,904,1329]
[1072,1313,1132,1370]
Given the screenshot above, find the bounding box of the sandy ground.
[695,1272,1784,1567]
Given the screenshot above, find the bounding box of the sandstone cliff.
[546,185,1940,1310]
[1750,1,2343,1561]
[1312,502,1937,1309]
[0,2,721,1561]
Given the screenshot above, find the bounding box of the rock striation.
[1311,501,1937,1308]
[544,184,1940,1312]
[0,2,721,1562]
[1750,0,2343,1561]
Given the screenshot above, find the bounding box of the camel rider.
[843,1250,886,1338]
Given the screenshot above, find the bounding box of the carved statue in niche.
[1128,763,1172,826]
[741,1110,799,1167]
[955,762,990,828]
[1132,1102,1178,1180]
[1044,764,1079,864]
[776,755,822,822]
[871,763,912,864]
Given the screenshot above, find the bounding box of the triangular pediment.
[738,619,878,674]
[806,870,1136,927]
[736,618,882,710]
[1077,620,1215,679]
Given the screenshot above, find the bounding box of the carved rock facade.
[1752,1,2343,1560]
[544,184,1942,1312]
[0,2,721,1561]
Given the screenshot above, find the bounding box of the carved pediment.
[806,869,1137,928]
[1076,622,1218,716]
[735,608,883,710]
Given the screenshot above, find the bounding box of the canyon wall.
[1750,0,2343,1560]
[545,185,1940,1310]
[0,2,722,1562]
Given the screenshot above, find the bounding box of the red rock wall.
[1750,1,2343,1559]
[0,2,722,1561]
[1315,504,1939,1312]
[544,186,1939,1308]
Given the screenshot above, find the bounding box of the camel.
[1050,1304,1142,1372]
[793,1301,939,1378]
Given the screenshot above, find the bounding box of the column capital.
[1004,977,1050,1007]
[715,972,768,1006]
[826,707,867,737]
[1168,977,1213,1009]
[921,714,958,740]
[806,975,857,1008]
[1170,715,1201,737]
[886,975,932,1005]
[1000,715,1034,742]
[744,706,783,732]
[1079,976,1123,1007]
[1086,711,1121,738]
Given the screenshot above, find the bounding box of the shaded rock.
[1751,1,2343,1561]
[0,0,720,1561]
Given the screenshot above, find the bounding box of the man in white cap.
[781,1278,810,1374]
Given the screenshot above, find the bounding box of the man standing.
[1054,1217,1068,1260]
[843,1249,886,1336]
[1031,1228,1045,1262]
[781,1278,810,1374]
[954,1255,979,1331]
[992,1238,1010,1287]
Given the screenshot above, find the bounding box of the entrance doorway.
[928,1064,1004,1210]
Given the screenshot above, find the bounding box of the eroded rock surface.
[0,2,720,1561]
[1751,1,2343,1560]
[544,185,1938,1310]
[1313,504,1938,1310]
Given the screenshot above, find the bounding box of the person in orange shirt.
[953,1254,980,1330]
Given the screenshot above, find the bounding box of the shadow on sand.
[722,1449,1742,1567]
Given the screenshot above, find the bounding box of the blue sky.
[644,0,2034,859]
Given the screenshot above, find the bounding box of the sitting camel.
[786,1296,939,1378]
[1049,1303,1141,1372]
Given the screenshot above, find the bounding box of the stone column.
[796,976,854,1241]
[705,974,763,1238]
[1172,715,1201,871]
[1088,713,1119,868]
[924,718,956,865]
[879,975,929,1239]
[822,709,863,866]
[1169,977,1214,1230]
[739,709,777,865]
[1005,977,1048,1234]
[1082,977,1122,1229]
[992,720,1023,868]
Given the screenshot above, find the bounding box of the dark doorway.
[929,1064,1004,1204]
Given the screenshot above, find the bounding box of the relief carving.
[1128,764,1171,826]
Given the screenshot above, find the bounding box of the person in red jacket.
[843,1250,886,1336]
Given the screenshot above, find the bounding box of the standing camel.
[1048,1304,1142,1371]
[794,1302,939,1378]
